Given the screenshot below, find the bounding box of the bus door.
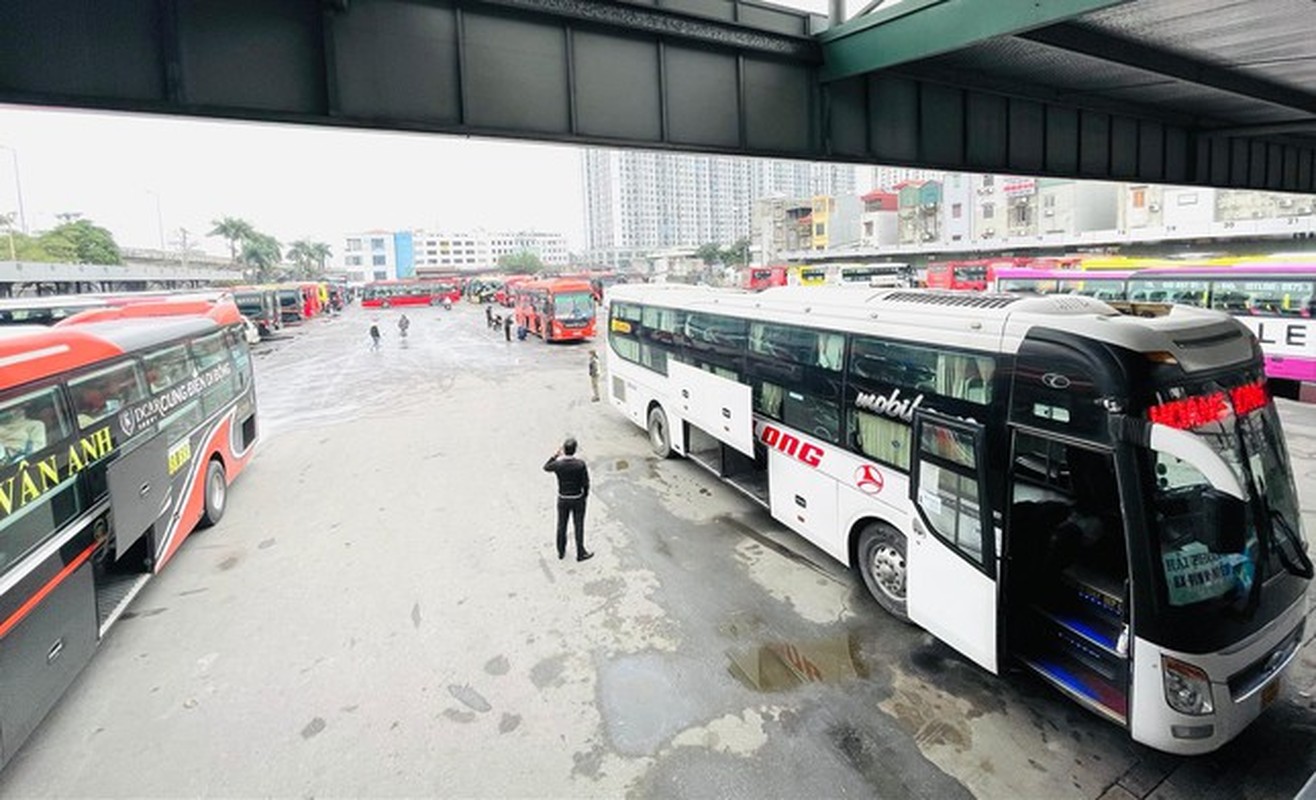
[908,411,998,672]
[105,433,172,559]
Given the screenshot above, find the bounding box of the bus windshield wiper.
[1268,508,1315,579]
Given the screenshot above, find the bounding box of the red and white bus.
[745,266,788,291]
[360,279,460,309]
[605,283,1309,754]
[513,278,597,342]
[0,296,258,768]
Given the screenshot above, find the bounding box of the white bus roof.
[607,284,1253,370]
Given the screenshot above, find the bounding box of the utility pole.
[177,227,191,269]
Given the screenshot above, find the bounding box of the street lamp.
[0,145,28,234]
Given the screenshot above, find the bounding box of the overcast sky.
[0,0,853,258]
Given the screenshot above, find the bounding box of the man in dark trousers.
[504,314,513,341]
[543,437,592,561]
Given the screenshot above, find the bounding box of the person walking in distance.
[485,304,494,329]
[369,321,381,351]
[504,314,513,342]
[397,312,410,338]
[543,437,592,562]
[588,350,601,402]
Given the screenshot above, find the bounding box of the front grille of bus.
[884,291,1019,309]
[1227,620,1303,700]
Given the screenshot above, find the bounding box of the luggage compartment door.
[106,435,172,556]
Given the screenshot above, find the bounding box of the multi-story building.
[896,180,942,245]
[342,231,405,281]
[753,198,814,264]
[1035,179,1119,237]
[941,173,973,245]
[583,148,857,261]
[341,228,569,281]
[871,166,943,192]
[859,190,899,248]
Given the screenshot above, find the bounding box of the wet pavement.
[0,301,1312,798]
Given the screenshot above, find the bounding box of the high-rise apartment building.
[583,149,857,258]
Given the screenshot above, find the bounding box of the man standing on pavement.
[504,314,513,342]
[588,350,601,402]
[543,437,593,562]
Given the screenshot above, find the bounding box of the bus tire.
[857,522,909,622]
[200,460,227,528]
[647,406,673,459]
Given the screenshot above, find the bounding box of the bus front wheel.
[201,460,227,528]
[857,523,909,622]
[647,406,672,459]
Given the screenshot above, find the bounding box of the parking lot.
[0,301,1312,798]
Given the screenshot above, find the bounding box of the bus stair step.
[1018,649,1128,725]
[96,572,151,637]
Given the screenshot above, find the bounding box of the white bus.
[604,284,1311,754]
[836,262,914,287]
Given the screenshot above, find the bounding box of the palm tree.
[309,242,332,276]
[209,217,255,264]
[287,240,333,279]
[241,233,282,282]
[287,239,315,279]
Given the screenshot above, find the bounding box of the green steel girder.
[817,0,1130,83]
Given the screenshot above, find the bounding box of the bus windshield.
[553,291,595,322]
[1147,384,1311,616]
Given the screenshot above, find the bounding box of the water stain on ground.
[530,654,568,689]
[484,655,511,676]
[411,602,422,629]
[583,577,624,599]
[177,588,208,597]
[218,555,239,570]
[499,713,522,733]
[258,538,276,549]
[442,708,476,723]
[301,717,326,739]
[447,684,491,712]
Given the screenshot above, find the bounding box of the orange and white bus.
[0,296,258,768]
[513,278,597,342]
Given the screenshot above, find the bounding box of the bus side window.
[69,361,147,429]
[144,345,195,393]
[0,387,69,466]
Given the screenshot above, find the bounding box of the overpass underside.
[1,0,1314,192]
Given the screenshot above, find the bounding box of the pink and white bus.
[995,264,1316,397]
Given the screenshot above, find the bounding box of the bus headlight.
[1162,656,1214,715]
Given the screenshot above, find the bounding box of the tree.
[240,232,282,282]
[498,250,545,273]
[287,239,317,279]
[209,217,256,264]
[695,243,722,266]
[720,238,751,268]
[39,219,121,264]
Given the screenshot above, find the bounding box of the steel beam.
[469,0,820,61]
[817,0,1127,82]
[1021,23,1316,117]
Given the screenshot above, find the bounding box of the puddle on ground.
[727,633,863,692]
[612,459,629,471]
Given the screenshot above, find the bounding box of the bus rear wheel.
[857,522,909,622]
[201,460,227,528]
[647,406,672,458]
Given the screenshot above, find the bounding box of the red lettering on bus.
[760,425,825,468]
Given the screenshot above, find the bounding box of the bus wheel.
[647,406,672,458]
[201,460,227,528]
[857,523,909,622]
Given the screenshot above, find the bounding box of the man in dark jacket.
[543,437,592,561]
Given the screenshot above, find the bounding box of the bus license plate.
[1261,678,1280,708]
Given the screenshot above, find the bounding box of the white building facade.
[583,148,858,260]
